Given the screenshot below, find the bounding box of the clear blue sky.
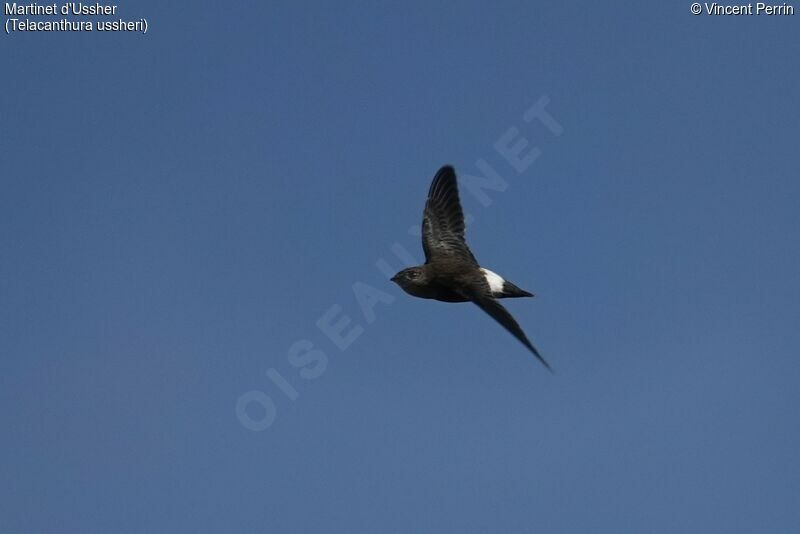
[2,2,799,532]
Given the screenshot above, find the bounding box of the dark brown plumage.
[391,165,551,371]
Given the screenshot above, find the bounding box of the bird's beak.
[390,274,399,282]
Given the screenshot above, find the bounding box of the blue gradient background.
[2,2,799,532]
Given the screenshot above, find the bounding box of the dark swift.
[391,165,552,371]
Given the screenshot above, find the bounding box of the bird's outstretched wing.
[472,294,552,371]
[422,166,477,264]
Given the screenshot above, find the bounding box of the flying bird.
[391,165,552,371]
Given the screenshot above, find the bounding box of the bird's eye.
[407,271,419,279]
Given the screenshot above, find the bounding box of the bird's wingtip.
[531,348,553,373]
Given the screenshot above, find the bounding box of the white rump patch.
[481,268,505,296]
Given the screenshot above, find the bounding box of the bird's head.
[390,266,427,293]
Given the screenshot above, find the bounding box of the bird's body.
[391,165,551,370]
